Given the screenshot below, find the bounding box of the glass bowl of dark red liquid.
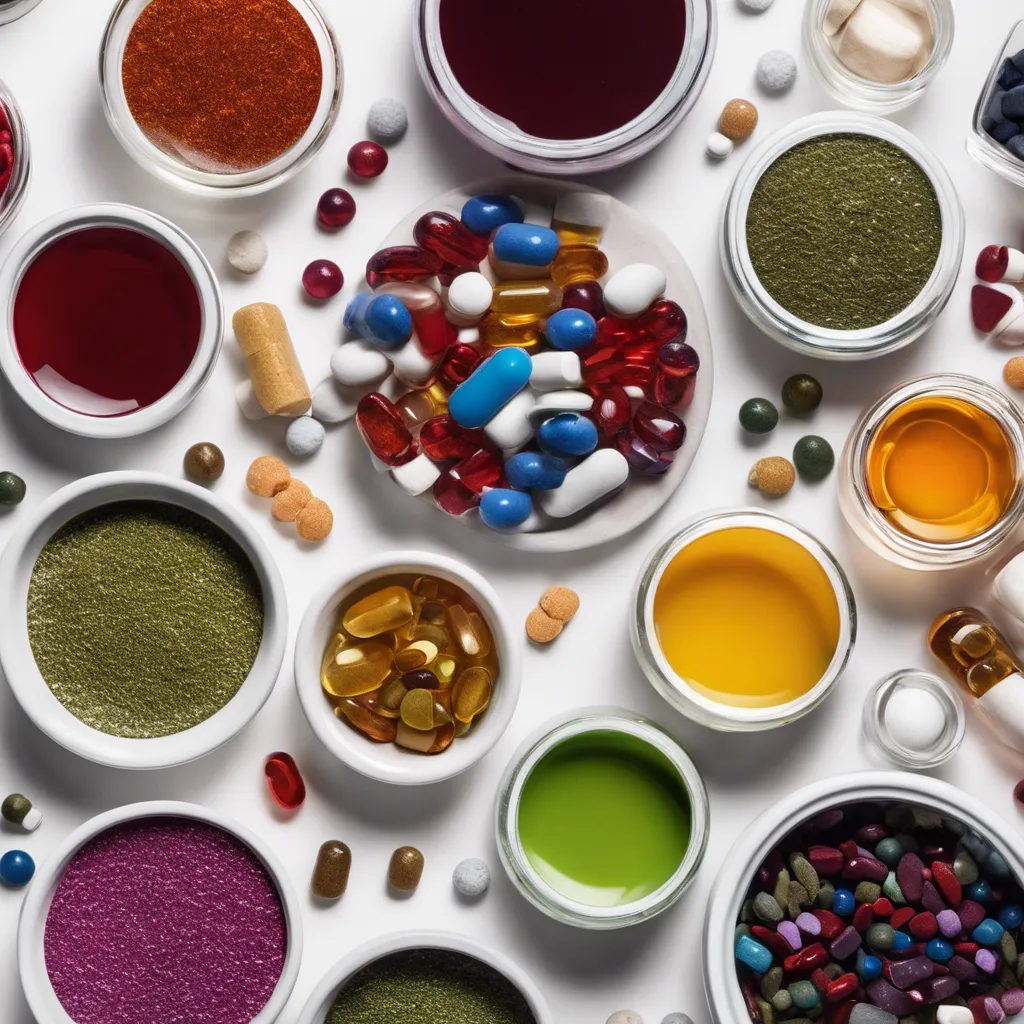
[414,0,716,174]
[0,204,223,439]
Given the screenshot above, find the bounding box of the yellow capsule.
[552,217,603,249]
[434,654,459,686]
[335,699,397,742]
[394,639,439,672]
[322,642,394,697]
[412,576,439,600]
[480,312,544,350]
[448,604,487,657]
[397,597,423,643]
[400,688,452,731]
[419,601,447,626]
[377,677,408,717]
[452,666,493,723]
[427,722,456,754]
[342,586,414,638]
[550,246,609,287]
[491,280,562,318]
[467,611,492,659]
[395,389,442,430]
[454,718,472,738]
[395,720,436,752]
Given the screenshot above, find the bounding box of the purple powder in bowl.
[44,817,287,1024]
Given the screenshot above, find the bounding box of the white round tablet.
[884,686,947,751]
[447,272,493,318]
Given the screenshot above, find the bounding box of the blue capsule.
[545,308,597,351]
[1000,905,1023,930]
[0,849,35,886]
[492,223,560,268]
[891,930,912,952]
[926,938,954,963]
[505,451,567,491]
[461,195,524,236]
[537,413,599,458]
[857,952,883,981]
[449,348,533,430]
[966,880,993,903]
[986,850,1010,877]
[480,488,533,531]
[833,888,855,916]
[344,293,412,350]
[343,292,372,334]
[735,934,773,975]
[972,919,1005,946]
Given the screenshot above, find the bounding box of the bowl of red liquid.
[414,0,716,174]
[0,203,223,438]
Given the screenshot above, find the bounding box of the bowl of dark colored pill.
[968,20,1024,190]
[295,930,552,1024]
[703,772,1024,1024]
[0,472,287,769]
[18,800,302,1024]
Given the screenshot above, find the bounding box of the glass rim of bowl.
[721,110,964,360]
[495,707,710,930]
[0,77,31,240]
[413,0,716,174]
[98,0,342,197]
[631,508,857,732]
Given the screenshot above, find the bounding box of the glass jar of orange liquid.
[840,375,1024,570]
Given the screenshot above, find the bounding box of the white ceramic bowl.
[0,203,223,437]
[363,173,714,553]
[18,800,302,1024]
[703,771,1024,1024]
[296,930,552,1024]
[295,550,521,785]
[0,472,287,769]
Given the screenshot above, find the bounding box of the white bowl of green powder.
[0,471,287,769]
[296,930,552,1024]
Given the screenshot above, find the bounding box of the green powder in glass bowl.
[325,949,537,1024]
[745,133,943,331]
[27,500,264,739]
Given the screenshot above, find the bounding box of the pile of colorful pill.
[338,190,699,532]
[734,802,1024,1024]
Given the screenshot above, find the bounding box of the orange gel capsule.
[265,751,306,810]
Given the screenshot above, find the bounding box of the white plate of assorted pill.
[322,174,712,553]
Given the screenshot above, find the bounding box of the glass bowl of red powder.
[99,0,341,195]
[0,77,30,238]
[18,801,302,1024]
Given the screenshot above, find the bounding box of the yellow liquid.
[866,396,1016,543]
[652,527,841,708]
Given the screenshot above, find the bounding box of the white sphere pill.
[538,448,629,519]
[331,341,391,388]
[530,351,582,392]
[286,416,325,457]
[662,1016,694,1024]
[453,857,491,898]
[227,230,268,274]
[607,1013,644,1024]
[391,453,441,495]
[706,132,734,160]
[447,272,493,318]
[757,50,798,92]
[603,263,666,318]
[367,97,408,143]
[739,0,775,11]
[885,686,946,751]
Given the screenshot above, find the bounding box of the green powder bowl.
[0,472,287,769]
[495,707,709,930]
[721,111,963,361]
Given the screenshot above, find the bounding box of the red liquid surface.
[438,0,687,141]
[13,227,201,417]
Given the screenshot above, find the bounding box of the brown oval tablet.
[539,586,580,623]
[526,606,562,644]
[388,845,424,892]
[311,840,351,900]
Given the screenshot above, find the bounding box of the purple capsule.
[778,920,802,951]
[888,956,934,991]
[614,429,673,476]
[937,909,961,938]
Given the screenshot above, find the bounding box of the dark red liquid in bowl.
[13,227,202,417]
[438,0,687,141]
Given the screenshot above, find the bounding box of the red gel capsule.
[581,346,626,385]
[265,752,305,810]
[562,281,606,320]
[439,343,485,389]
[637,298,687,344]
[621,337,663,365]
[595,315,638,348]
[614,363,655,395]
[348,140,389,178]
[615,428,673,476]
[355,392,417,466]
[433,469,480,516]
[451,448,503,494]
[366,246,444,288]
[590,385,631,441]
[634,402,685,453]
[419,414,485,461]
[413,211,490,266]
[655,366,696,410]
[412,304,457,357]
[784,942,828,973]
[658,339,700,379]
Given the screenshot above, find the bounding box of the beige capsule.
[343,586,414,638]
[452,667,492,724]
[388,846,424,892]
[311,840,351,900]
[322,642,393,697]
[394,640,439,673]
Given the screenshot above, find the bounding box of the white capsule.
[553,191,611,231]
[389,335,439,387]
[1003,247,1024,283]
[706,132,734,160]
[484,389,535,450]
[530,352,582,392]
[458,326,481,345]
[937,1007,974,1024]
[537,449,629,519]
[235,379,270,420]
[391,453,441,495]
[446,272,493,320]
[987,283,1024,337]
[528,389,593,423]
[603,263,667,318]
[311,379,364,424]
[998,310,1024,346]
[330,340,391,388]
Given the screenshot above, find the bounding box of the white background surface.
[0,1,1022,1023]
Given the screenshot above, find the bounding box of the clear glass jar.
[0,0,42,25]
[495,707,709,929]
[631,509,857,733]
[802,0,953,114]
[413,0,715,175]
[99,0,342,196]
[721,111,963,361]
[967,19,1024,189]
[839,374,1024,571]
[0,78,30,239]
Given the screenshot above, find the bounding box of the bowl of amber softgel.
[295,551,521,784]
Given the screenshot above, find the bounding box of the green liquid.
[517,730,691,907]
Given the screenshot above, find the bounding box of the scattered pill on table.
[1,793,41,831]
[739,397,779,434]
[311,840,352,900]
[526,606,563,644]
[226,230,267,274]
[706,131,735,160]
[738,0,775,10]
[756,50,797,93]
[793,435,835,481]
[183,442,225,482]
[246,455,291,497]
[661,1016,694,1024]
[317,188,356,230]
[1005,357,1024,389]
[302,259,343,300]
[719,99,759,142]
[285,416,325,457]
[264,751,306,810]
[389,845,424,892]
[452,857,491,898]
[348,140,389,179]
[781,374,823,415]
[233,303,311,416]
[749,456,796,497]
[0,849,34,886]
[0,470,26,505]
[271,479,313,522]
[367,97,408,143]
[607,1012,643,1024]
[540,586,580,623]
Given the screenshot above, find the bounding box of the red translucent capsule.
[590,385,631,441]
[658,339,700,379]
[366,246,443,288]
[638,298,687,344]
[634,402,685,453]
[264,751,305,810]
[621,336,663,365]
[581,346,626,385]
[413,211,490,266]
[615,429,673,476]
[562,281,606,320]
[595,315,639,348]
[613,363,655,393]
[433,469,480,516]
[419,414,485,461]
[451,448,503,495]
[654,365,695,409]
[439,343,485,389]
[375,281,455,357]
[317,188,356,229]
[348,140,388,178]
[356,392,417,465]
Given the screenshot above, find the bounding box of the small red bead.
[348,140,389,178]
[302,259,343,300]
[264,751,305,810]
[562,281,606,320]
[317,188,356,229]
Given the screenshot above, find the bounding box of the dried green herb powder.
[325,949,537,1024]
[27,500,263,739]
[745,134,942,331]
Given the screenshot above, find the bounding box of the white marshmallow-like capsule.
[446,272,493,321]
[528,389,594,423]
[706,132,734,160]
[537,449,630,519]
[553,191,611,231]
[311,378,366,424]
[823,0,864,33]
[235,379,270,420]
[936,1008,974,1024]
[389,335,438,387]
[530,352,582,393]
[484,388,535,450]
[603,263,667,318]
[330,340,391,388]
[391,453,441,495]
[832,0,928,84]
[998,310,1024,346]
[458,326,481,345]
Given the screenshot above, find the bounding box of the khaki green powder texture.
[27,500,264,739]
[746,134,942,331]
[325,949,537,1024]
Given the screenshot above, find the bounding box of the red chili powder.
[0,101,14,200]
[121,0,323,173]
[438,0,687,141]
[13,227,202,416]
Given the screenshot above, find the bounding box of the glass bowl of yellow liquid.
[839,374,1024,570]
[631,509,857,731]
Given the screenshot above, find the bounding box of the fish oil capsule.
[377,677,409,716]
[342,586,414,637]
[335,698,398,742]
[552,192,610,248]
[434,654,459,685]
[395,721,437,752]
[448,604,487,657]
[322,642,394,697]
[311,840,352,900]
[480,312,544,350]
[551,246,609,287]
[394,639,439,672]
[400,688,452,730]
[414,621,455,653]
[428,722,456,754]
[467,611,492,658]
[491,280,563,318]
[453,666,493,723]
[389,846,425,892]
[412,576,439,600]
[395,388,443,430]
[264,752,306,810]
